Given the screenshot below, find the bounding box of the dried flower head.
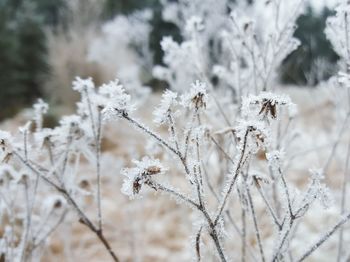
[121,157,166,199]
[181,80,208,110]
[242,92,297,119]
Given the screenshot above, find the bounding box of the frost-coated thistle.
[1,0,350,261]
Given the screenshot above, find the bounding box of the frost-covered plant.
[154,0,303,99]
[88,9,153,103]
[1,0,350,261]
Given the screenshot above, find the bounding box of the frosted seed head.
[242,92,297,119]
[181,80,208,110]
[121,157,167,199]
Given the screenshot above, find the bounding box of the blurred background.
[0,0,339,121]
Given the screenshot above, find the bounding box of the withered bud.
[133,177,142,195]
[259,99,277,119]
[53,199,63,209]
[192,92,206,109]
[253,174,270,188]
[146,166,162,175]
[79,179,90,190]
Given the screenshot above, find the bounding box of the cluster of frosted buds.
[181,80,208,110]
[121,157,166,199]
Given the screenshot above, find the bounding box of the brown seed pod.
[146,166,162,175]
[53,199,63,209]
[192,93,206,109]
[133,177,142,194]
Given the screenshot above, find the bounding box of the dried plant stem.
[241,206,247,262]
[146,180,199,208]
[13,151,120,262]
[203,164,257,262]
[96,109,103,231]
[146,179,227,261]
[337,140,350,262]
[297,212,350,262]
[279,169,294,219]
[196,226,203,262]
[214,129,249,227]
[168,111,181,155]
[245,181,266,262]
[30,210,68,253]
[323,112,350,173]
[256,185,281,228]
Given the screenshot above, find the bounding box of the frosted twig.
[214,129,249,227]
[297,212,350,262]
[337,140,350,262]
[245,178,266,262]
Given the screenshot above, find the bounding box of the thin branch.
[297,212,350,262]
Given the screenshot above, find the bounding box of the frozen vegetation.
[1,0,350,261]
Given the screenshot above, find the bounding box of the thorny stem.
[297,212,350,262]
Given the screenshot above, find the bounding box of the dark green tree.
[281,6,339,86]
[0,0,63,119]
